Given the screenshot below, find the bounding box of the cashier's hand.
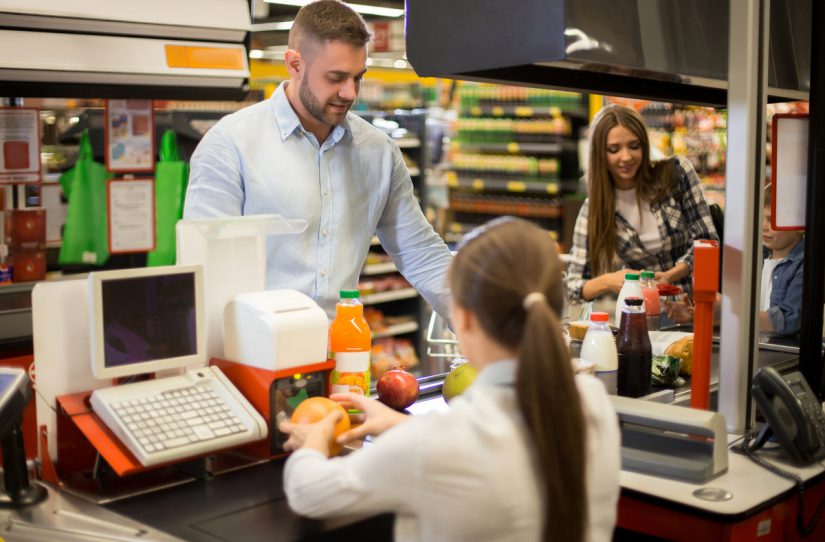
[279,411,341,456]
[330,393,409,445]
[664,293,694,324]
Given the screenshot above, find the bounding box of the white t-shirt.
[761,258,781,311]
[615,187,663,254]
[284,360,621,542]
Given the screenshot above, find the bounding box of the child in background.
[279,217,620,542]
[666,183,804,335]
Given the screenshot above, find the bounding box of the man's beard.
[299,71,349,126]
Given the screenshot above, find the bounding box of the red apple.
[376,369,420,410]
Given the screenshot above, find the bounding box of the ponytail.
[518,300,587,542]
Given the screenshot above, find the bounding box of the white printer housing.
[223,290,329,371]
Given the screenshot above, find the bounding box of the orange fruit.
[290,397,351,455]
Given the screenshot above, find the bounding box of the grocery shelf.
[460,105,587,119]
[447,172,560,195]
[449,197,564,219]
[361,288,418,305]
[452,140,575,155]
[373,320,420,339]
[361,261,397,276]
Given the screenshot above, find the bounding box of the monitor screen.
[89,265,205,379]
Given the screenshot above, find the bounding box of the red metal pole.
[691,240,719,410]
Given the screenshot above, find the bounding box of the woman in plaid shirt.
[566,105,718,304]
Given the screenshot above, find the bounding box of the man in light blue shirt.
[184,0,452,319]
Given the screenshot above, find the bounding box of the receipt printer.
[223,290,328,371]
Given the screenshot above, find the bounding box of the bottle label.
[331,351,371,396]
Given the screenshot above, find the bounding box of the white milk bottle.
[615,272,644,325]
[580,312,618,394]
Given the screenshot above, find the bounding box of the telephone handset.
[751,367,825,465]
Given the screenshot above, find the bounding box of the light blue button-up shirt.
[184,82,452,319]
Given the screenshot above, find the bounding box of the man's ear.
[284,49,302,78]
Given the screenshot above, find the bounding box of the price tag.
[546,183,559,195]
[515,106,533,117]
[550,106,562,117]
[506,181,526,192]
[472,179,485,190]
[491,106,504,116]
[470,106,482,116]
[506,142,520,153]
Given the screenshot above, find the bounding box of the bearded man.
[185,0,452,319]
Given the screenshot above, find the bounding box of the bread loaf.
[664,335,694,375]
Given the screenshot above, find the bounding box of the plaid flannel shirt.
[565,156,718,302]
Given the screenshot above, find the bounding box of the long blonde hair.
[449,217,587,542]
[587,104,674,276]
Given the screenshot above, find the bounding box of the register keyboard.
[90,366,267,467]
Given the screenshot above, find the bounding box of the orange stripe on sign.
[165,45,244,70]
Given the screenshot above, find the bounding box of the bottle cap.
[624,272,639,280]
[623,297,644,307]
[339,290,360,299]
[640,271,655,279]
[590,312,609,322]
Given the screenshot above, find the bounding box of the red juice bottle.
[616,297,652,398]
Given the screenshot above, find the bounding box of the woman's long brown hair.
[587,104,674,276]
[449,217,586,542]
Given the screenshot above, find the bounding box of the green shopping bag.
[59,130,113,267]
[147,130,189,266]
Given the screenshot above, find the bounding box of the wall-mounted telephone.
[751,367,825,465]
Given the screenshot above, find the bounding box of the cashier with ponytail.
[279,217,620,542]
[566,104,718,303]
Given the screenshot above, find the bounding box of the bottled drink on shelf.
[640,271,661,331]
[616,297,652,398]
[329,290,372,396]
[615,272,644,325]
[580,312,618,394]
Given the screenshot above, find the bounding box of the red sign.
[373,22,390,52]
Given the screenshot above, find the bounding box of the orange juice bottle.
[329,290,371,396]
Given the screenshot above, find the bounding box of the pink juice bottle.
[640,271,661,331]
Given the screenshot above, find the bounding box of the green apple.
[442,362,478,402]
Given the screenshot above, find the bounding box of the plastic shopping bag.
[58,130,113,266]
[146,130,189,267]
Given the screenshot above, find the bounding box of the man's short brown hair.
[288,0,371,53]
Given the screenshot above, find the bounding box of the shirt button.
[323,189,329,196]
[320,269,327,277]
[322,228,329,237]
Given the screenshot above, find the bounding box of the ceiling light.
[249,49,265,59]
[251,21,294,32]
[264,1,405,18]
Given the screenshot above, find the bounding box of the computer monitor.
[88,265,205,380]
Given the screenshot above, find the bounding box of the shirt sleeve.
[565,199,591,302]
[673,157,719,270]
[283,420,422,519]
[183,125,245,218]
[376,143,453,321]
[767,256,804,335]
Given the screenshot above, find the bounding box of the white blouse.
[615,186,663,254]
[284,360,621,542]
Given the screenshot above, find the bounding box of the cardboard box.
[5,209,46,251]
[12,250,46,282]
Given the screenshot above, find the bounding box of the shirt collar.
[473,359,517,388]
[271,81,352,143]
[762,239,804,262]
